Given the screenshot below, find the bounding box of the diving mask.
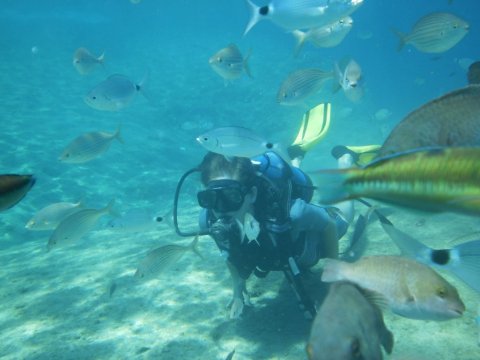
[197,179,249,213]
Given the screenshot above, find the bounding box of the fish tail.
[292,30,306,58]
[312,168,353,205]
[104,199,117,216]
[243,48,253,79]
[321,258,346,282]
[114,124,125,144]
[391,28,407,52]
[450,240,480,293]
[189,235,204,259]
[98,51,105,64]
[379,220,431,259]
[244,0,261,36]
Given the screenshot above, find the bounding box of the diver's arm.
[226,260,249,319]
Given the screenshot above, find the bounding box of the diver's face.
[197,178,256,220]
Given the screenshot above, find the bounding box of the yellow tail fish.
[314,147,480,215]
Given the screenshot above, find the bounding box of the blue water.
[1,1,480,359]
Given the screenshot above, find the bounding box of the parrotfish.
[315,147,480,215]
[322,255,465,320]
[0,174,35,211]
[378,85,480,157]
[307,282,393,360]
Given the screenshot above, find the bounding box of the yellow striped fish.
[59,127,123,163]
[314,147,480,215]
[134,236,202,279]
[394,12,469,53]
[277,68,334,105]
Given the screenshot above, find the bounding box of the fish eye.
[65,153,70,158]
[350,338,361,358]
[453,23,458,29]
[155,216,163,222]
[92,96,97,100]
[436,288,447,298]
[217,57,222,63]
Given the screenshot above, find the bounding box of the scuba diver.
[174,103,356,319]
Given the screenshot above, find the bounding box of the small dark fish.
[378,85,480,157]
[225,349,235,360]
[0,174,35,211]
[468,61,480,85]
[307,282,394,360]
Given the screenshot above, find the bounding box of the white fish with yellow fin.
[209,44,252,81]
[59,126,124,164]
[47,200,115,251]
[393,12,469,53]
[73,47,104,75]
[134,236,202,280]
[26,200,84,231]
[322,255,465,320]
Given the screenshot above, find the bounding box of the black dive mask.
[197,179,249,213]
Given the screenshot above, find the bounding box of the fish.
[84,74,145,111]
[333,58,363,102]
[307,282,394,360]
[244,0,363,35]
[196,126,286,159]
[225,349,235,360]
[322,256,465,320]
[47,200,115,251]
[134,236,202,279]
[292,16,353,56]
[277,68,334,105]
[468,61,480,85]
[315,147,480,216]
[107,208,169,233]
[393,12,469,53]
[26,200,84,231]
[0,174,35,211]
[378,85,480,157]
[377,217,480,294]
[209,44,252,81]
[59,127,124,163]
[73,47,104,75]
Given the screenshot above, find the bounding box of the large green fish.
[315,147,480,215]
[378,85,480,157]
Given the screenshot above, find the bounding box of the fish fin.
[321,258,347,282]
[136,70,152,102]
[114,124,125,144]
[243,0,262,36]
[379,220,431,260]
[292,30,307,58]
[448,240,480,293]
[391,28,407,52]
[380,327,394,354]
[243,48,253,78]
[357,287,390,312]
[340,206,376,262]
[311,168,352,205]
[104,199,119,217]
[98,51,105,64]
[189,235,204,260]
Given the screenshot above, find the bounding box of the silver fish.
[307,282,394,360]
[322,256,465,321]
[244,0,363,35]
[73,47,104,75]
[134,236,202,279]
[378,85,480,157]
[209,44,252,81]
[85,74,144,111]
[196,126,286,159]
[107,208,168,233]
[292,16,353,56]
[47,200,115,251]
[277,68,334,105]
[59,127,123,163]
[394,12,469,53]
[26,200,84,231]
